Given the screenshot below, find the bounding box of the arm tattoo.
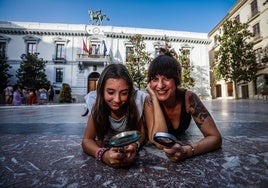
[189,93,210,129]
[145,96,153,107]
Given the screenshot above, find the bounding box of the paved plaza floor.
[0,99,267,187]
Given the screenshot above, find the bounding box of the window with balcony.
[53,37,69,63]
[27,42,37,54]
[126,46,134,62]
[0,42,6,59]
[154,47,160,57]
[56,44,65,60]
[213,35,218,46]
[91,43,101,55]
[23,35,40,55]
[254,48,263,64]
[251,0,258,17]
[234,15,240,22]
[153,41,165,58]
[55,68,63,83]
[253,23,261,40]
[0,35,10,59]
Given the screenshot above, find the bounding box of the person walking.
[4,85,13,105]
[48,85,54,103]
[12,85,23,106]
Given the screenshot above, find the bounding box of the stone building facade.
[208,0,268,99]
[0,21,211,102]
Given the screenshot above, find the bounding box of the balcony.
[76,54,110,66]
[52,55,66,64]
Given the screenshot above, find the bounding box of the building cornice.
[208,0,247,37]
[0,28,87,36]
[106,32,210,44]
[0,21,210,44]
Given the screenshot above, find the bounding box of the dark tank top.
[167,89,191,135]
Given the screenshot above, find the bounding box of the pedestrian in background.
[4,85,13,105]
[48,85,54,103]
[12,85,22,106]
[27,89,37,105]
[39,88,47,104]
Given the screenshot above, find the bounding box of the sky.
[0,0,237,33]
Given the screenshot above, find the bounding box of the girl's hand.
[102,146,137,168]
[163,143,188,162]
[122,144,138,164]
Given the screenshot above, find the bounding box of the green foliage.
[215,20,258,84]
[162,36,195,88]
[262,53,268,64]
[0,57,12,92]
[178,48,195,88]
[58,83,72,103]
[16,53,50,90]
[125,34,151,89]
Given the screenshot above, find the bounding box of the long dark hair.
[147,48,182,87]
[92,63,139,140]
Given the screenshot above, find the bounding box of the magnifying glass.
[109,130,141,153]
[153,132,179,148]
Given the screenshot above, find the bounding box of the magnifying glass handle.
[174,141,182,146]
[118,147,125,153]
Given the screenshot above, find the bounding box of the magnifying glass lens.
[153,132,176,148]
[109,131,141,147]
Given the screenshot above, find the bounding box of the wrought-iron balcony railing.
[52,55,66,63]
[76,53,109,62]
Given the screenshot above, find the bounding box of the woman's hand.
[163,143,188,162]
[102,145,137,168]
[146,84,156,98]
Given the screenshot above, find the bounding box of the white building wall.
[0,21,211,102]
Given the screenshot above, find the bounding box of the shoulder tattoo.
[189,93,210,128]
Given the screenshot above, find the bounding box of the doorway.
[241,85,249,99]
[216,84,222,98]
[88,72,100,93]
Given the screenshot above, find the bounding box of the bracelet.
[134,141,140,151]
[95,147,109,161]
[189,145,195,156]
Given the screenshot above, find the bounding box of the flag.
[88,41,92,55]
[83,40,88,53]
[103,40,107,56]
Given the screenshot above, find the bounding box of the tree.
[125,34,151,89]
[0,57,12,92]
[162,35,195,88]
[16,53,50,90]
[58,83,72,103]
[215,20,258,99]
[178,48,195,88]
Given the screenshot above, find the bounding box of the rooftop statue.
[88,9,110,26]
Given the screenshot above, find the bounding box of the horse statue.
[88,10,110,25]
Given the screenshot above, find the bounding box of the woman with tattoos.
[144,49,222,162]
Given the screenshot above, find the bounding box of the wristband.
[95,147,109,161]
[134,141,140,151]
[189,145,195,156]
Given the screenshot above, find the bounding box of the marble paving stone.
[0,100,267,187]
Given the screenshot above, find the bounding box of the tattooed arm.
[186,91,222,156]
